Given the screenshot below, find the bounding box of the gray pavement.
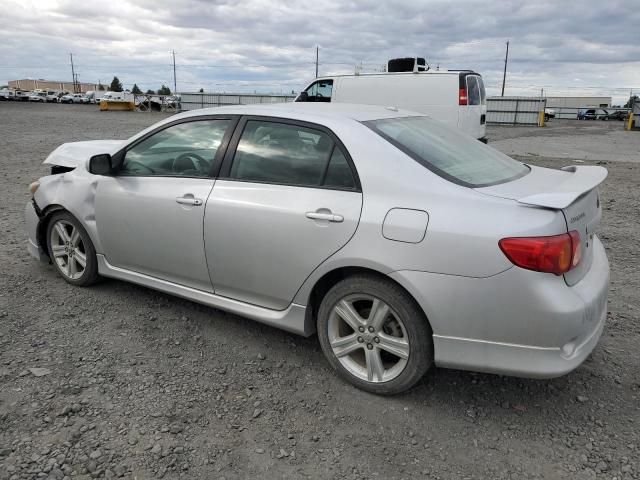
[489,119,640,163]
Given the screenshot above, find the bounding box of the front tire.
[317,274,433,395]
[46,212,99,287]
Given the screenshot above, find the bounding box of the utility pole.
[172,50,177,94]
[501,41,509,97]
[315,46,319,78]
[70,53,77,93]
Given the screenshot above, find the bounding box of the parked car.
[61,93,84,104]
[0,88,15,100]
[544,108,555,121]
[25,104,609,394]
[46,91,64,103]
[28,91,47,102]
[607,110,628,121]
[296,58,488,142]
[578,108,609,120]
[15,90,31,101]
[83,90,104,104]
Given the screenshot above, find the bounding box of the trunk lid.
[476,165,607,285]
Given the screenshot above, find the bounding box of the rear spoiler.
[517,166,608,209]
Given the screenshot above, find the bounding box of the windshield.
[364,116,529,187]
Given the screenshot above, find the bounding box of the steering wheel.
[172,152,209,174]
[124,160,155,174]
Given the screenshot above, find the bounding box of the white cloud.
[0,0,638,102]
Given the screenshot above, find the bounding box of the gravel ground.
[1,102,639,480]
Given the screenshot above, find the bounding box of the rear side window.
[466,76,481,106]
[323,148,356,189]
[364,116,529,187]
[229,120,356,189]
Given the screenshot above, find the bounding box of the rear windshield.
[364,116,529,187]
[478,76,486,105]
[467,76,480,105]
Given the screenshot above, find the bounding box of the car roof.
[126,103,426,146]
[174,103,422,124]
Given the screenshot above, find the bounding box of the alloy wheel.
[49,220,87,280]
[327,294,410,383]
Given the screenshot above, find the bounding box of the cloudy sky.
[1,0,638,104]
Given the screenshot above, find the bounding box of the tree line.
[105,76,172,96]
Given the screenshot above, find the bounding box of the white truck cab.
[296,58,487,142]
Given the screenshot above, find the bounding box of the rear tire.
[317,274,433,395]
[46,211,100,287]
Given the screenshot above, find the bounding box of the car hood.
[43,140,125,168]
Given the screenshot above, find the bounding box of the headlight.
[29,181,40,195]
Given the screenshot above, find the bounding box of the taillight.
[458,88,468,105]
[569,230,581,267]
[29,181,40,195]
[499,231,581,275]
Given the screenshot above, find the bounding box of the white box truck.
[100,91,134,102]
[296,58,487,142]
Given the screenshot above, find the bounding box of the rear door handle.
[176,195,203,206]
[306,211,344,223]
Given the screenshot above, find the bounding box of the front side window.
[229,120,355,189]
[298,80,333,102]
[121,119,230,177]
[365,116,529,187]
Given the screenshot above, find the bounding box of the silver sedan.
[25,104,609,394]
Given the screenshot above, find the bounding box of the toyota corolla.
[25,104,609,394]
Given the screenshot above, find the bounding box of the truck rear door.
[458,73,487,141]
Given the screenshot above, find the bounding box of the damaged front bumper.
[25,201,48,263]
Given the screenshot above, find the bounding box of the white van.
[296,68,487,142]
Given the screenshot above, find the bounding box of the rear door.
[204,117,362,310]
[458,73,487,140]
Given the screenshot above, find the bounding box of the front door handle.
[176,195,203,206]
[305,211,344,223]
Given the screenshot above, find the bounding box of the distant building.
[8,79,100,93]
[546,96,611,109]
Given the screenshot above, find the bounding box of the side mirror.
[296,91,308,102]
[89,154,113,175]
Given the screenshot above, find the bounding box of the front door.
[205,118,362,310]
[95,118,233,292]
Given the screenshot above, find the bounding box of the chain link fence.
[486,97,546,126]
